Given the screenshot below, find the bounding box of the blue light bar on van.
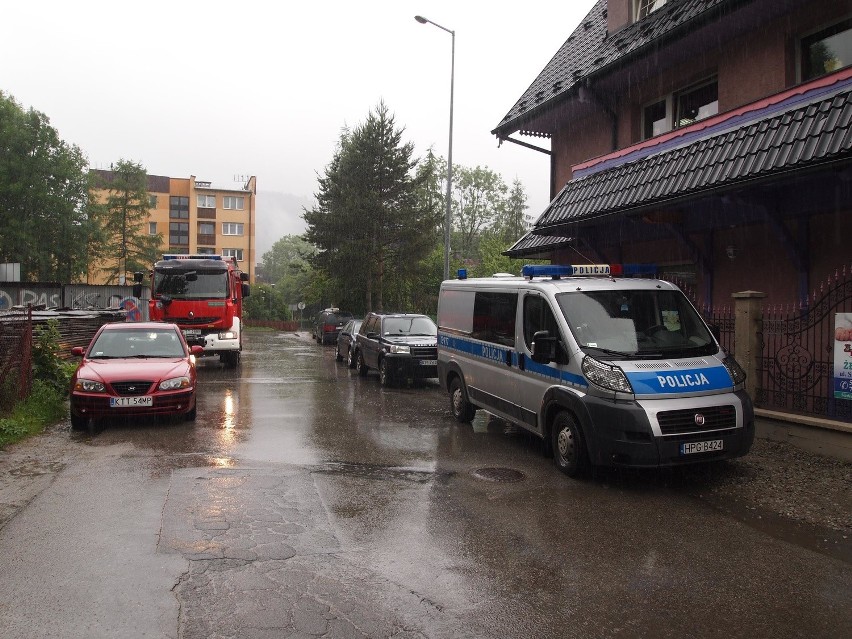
[457,268,468,280]
[522,264,611,278]
[522,263,658,279]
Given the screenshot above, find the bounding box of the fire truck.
[133,254,250,367]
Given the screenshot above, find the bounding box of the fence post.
[732,290,766,400]
[19,304,34,400]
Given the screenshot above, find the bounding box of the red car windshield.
[89,329,186,359]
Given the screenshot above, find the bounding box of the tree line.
[258,101,537,319]
[0,91,161,285]
[0,91,537,317]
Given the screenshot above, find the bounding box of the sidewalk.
[755,410,852,462]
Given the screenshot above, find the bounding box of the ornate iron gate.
[755,267,852,422]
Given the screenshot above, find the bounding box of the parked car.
[69,322,204,430]
[355,312,438,387]
[313,308,354,345]
[336,318,363,367]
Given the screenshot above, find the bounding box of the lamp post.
[415,14,454,281]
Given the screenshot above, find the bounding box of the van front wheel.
[552,412,589,478]
[449,378,476,423]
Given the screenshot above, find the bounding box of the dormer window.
[636,0,667,21]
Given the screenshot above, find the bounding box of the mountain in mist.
[254,191,313,258]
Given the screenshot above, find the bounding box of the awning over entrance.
[506,69,852,257]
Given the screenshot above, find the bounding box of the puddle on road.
[696,496,851,564]
[312,461,453,484]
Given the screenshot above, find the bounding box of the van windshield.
[556,289,718,358]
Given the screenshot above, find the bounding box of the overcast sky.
[2,0,596,247]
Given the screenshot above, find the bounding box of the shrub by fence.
[0,308,126,413]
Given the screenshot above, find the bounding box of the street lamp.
[415,14,454,281]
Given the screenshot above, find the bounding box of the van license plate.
[420,360,437,366]
[183,329,201,336]
[111,396,152,408]
[680,440,723,455]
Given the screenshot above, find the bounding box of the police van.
[436,264,754,477]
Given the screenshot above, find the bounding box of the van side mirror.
[242,283,250,298]
[709,324,721,341]
[133,272,144,283]
[531,330,555,364]
[240,272,249,282]
[132,283,142,298]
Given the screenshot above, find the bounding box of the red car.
[69,322,204,430]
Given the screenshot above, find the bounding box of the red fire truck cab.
[133,254,250,367]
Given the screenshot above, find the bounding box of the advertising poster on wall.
[835,313,852,400]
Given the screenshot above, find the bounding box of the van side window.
[472,292,517,346]
[437,289,474,334]
[523,295,561,351]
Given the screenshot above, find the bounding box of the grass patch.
[0,380,68,448]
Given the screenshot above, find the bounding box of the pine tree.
[304,102,439,312]
[89,160,162,284]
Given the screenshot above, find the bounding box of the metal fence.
[755,267,852,422]
[0,308,33,409]
[0,309,126,413]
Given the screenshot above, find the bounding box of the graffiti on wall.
[0,286,61,310]
[0,284,147,321]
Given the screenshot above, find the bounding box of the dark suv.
[354,312,438,387]
[313,308,354,345]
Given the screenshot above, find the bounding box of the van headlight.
[722,355,747,387]
[218,331,237,340]
[388,344,410,354]
[582,356,633,393]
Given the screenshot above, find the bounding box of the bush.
[0,319,74,448]
[33,319,72,394]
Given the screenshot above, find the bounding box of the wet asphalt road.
[0,330,850,638]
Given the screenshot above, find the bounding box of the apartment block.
[90,171,256,284]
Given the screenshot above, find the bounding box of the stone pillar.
[732,290,767,400]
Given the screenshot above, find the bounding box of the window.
[196,247,216,255]
[168,246,189,255]
[148,195,157,208]
[644,99,668,139]
[169,222,189,246]
[223,248,243,261]
[197,194,216,208]
[223,196,245,210]
[471,292,517,347]
[523,295,562,351]
[222,222,244,236]
[675,80,718,128]
[642,78,718,139]
[636,0,666,21]
[802,19,852,81]
[169,196,189,219]
[198,222,215,235]
[148,222,157,235]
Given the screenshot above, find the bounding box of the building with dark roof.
[493,0,851,307]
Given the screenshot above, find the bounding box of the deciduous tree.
[0,92,92,282]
